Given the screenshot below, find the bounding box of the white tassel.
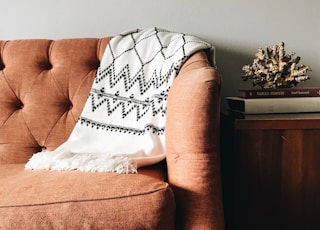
[25,151,137,174]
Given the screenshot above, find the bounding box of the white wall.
[1,0,319,111]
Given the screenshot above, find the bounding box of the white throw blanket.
[25,27,215,173]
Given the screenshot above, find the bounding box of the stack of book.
[226,87,320,115]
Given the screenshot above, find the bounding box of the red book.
[238,87,320,99]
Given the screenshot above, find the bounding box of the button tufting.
[68,102,73,110]
[19,100,24,109]
[46,63,53,70]
[40,62,52,70]
[16,101,24,110]
[41,146,47,151]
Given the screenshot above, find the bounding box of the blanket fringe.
[25,151,138,174]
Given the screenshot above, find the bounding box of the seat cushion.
[0,164,175,229]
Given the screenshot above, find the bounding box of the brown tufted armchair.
[0,37,224,229]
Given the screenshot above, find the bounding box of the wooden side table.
[220,113,320,230]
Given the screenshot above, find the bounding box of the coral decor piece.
[242,42,311,89]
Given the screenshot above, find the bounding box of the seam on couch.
[20,112,40,147]
[67,69,96,123]
[0,74,17,129]
[45,69,77,128]
[0,41,8,65]
[0,186,170,209]
[48,40,54,64]
[97,38,103,61]
[0,74,29,132]
[0,110,15,129]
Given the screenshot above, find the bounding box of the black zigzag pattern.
[95,60,182,95]
[79,116,165,135]
[90,88,167,121]
[94,27,192,96]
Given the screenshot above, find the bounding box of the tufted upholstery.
[0,37,224,230]
[0,38,111,163]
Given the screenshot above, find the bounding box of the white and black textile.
[25,27,215,173]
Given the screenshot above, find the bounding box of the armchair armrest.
[166,51,224,229]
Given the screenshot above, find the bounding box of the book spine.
[238,88,320,98]
[226,97,320,114]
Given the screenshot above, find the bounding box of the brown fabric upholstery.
[0,38,111,163]
[0,37,224,229]
[0,164,174,229]
[166,51,225,229]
